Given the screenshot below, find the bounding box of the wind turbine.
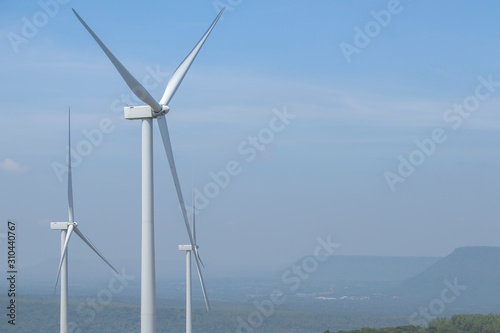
[178,185,204,333]
[51,108,118,333]
[72,8,224,332]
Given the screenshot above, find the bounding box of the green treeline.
[326,314,500,333]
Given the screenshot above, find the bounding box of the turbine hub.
[155,105,170,117]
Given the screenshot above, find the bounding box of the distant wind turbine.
[72,8,224,332]
[179,184,205,333]
[51,108,118,333]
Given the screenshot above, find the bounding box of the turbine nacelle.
[50,222,78,230]
[178,244,193,251]
[124,105,170,120]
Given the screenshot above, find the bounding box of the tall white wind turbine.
[178,186,204,333]
[51,108,118,333]
[72,8,224,332]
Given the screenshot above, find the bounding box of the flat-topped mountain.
[397,246,500,311]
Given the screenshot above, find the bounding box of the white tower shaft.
[60,229,68,333]
[186,250,192,333]
[179,244,193,333]
[141,118,156,332]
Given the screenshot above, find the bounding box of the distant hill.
[295,255,441,283]
[396,246,500,311]
[274,247,500,316]
[273,255,441,303]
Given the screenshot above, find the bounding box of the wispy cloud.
[170,69,500,131]
[0,158,29,174]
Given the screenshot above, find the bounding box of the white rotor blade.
[159,8,225,106]
[192,187,205,268]
[157,117,193,243]
[72,9,162,112]
[73,227,118,274]
[54,224,74,292]
[194,254,210,311]
[68,108,74,223]
[192,187,196,245]
[157,116,210,310]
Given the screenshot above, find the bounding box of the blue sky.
[1,0,500,283]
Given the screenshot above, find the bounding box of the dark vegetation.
[326,314,500,333]
[1,296,409,332]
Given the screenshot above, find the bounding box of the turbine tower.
[72,8,224,332]
[178,244,193,333]
[52,108,117,333]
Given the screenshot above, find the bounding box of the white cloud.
[0,158,29,174]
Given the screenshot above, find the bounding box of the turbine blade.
[196,249,205,268]
[192,184,196,245]
[54,224,74,293]
[157,116,192,240]
[73,227,118,274]
[159,8,225,106]
[157,116,210,310]
[68,108,74,223]
[191,180,206,268]
[72,9,161,112]
[193,249,210,311]
[157,117,193,241]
